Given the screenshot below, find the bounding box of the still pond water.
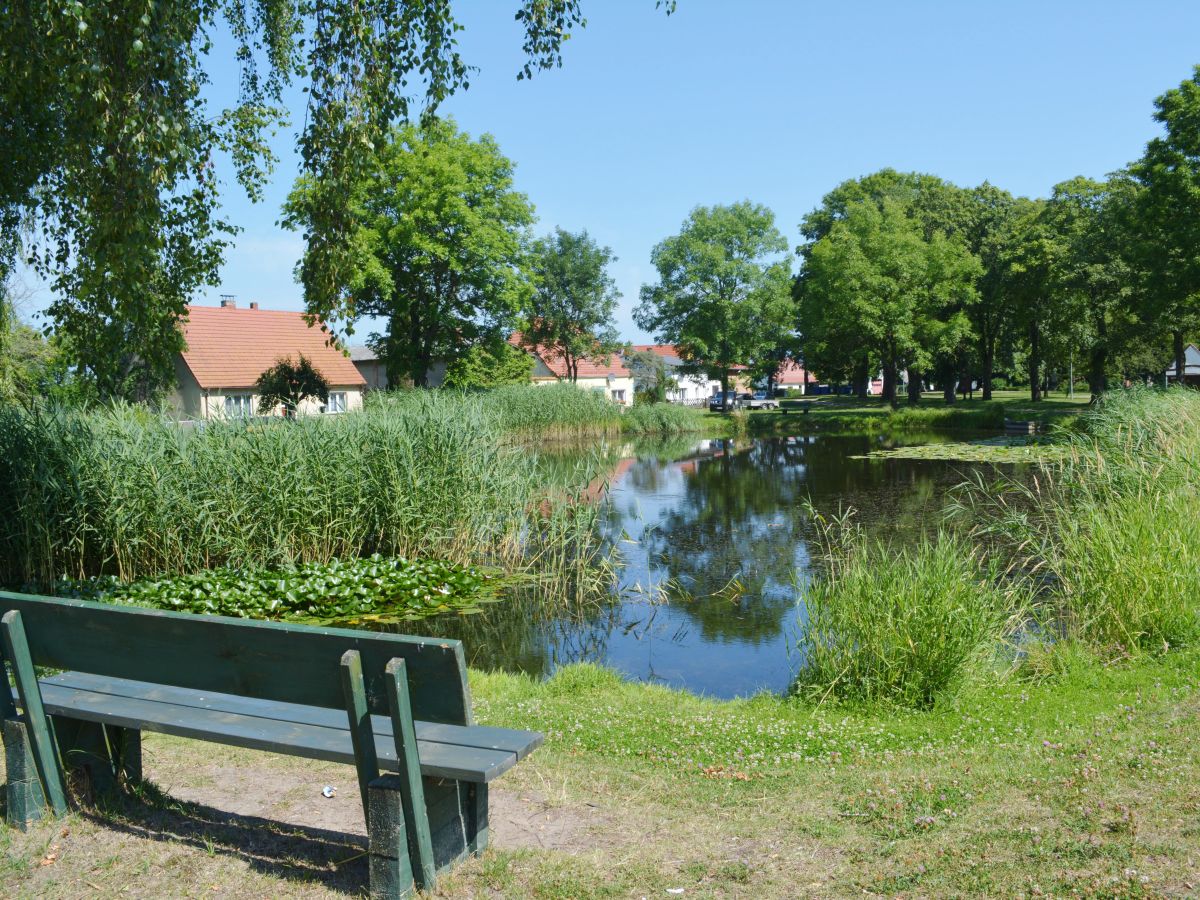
[432,432,1019,699]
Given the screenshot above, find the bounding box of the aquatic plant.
[70,554,498,624]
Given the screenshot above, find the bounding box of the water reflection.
[426,432,1013,699]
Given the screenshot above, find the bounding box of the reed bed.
[0,394,608,586]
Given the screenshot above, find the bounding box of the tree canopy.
[635,202,794,404]
[255,354,330,418]
[799,198,980,407]
[1,1,672,401]
[286,118,536,387]
[521,228,622,383]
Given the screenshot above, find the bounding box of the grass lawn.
[708,390,1095,435]
[2,651,1197,898]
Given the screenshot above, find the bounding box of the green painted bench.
[0,591,541,898]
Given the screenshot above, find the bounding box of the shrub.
[795,533,1018,708]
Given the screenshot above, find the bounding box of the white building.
[171,300,365,420]
[626,344,721,405]
[1165,344,1200,386]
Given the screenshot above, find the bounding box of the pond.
[426,431,1023,699]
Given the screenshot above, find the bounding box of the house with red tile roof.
[170,299,366,419]
[625,344,722,405]
[511,334,635,406]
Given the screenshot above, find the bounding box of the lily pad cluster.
[71,554,499,625]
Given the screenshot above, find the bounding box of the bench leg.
[2,717,46,829]
[368,775,416,899]
[51,718,142,802]
[468,782,489,856]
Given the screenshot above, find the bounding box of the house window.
[224,394,253,417]
[611,389,626,403]
[326,391,347,414]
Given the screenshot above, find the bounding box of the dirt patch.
[141,737,613,855]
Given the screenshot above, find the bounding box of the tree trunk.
[853,356,869,399]
[906,368,922,406]
[882,358,897,408]
[981,335,995,401]
[1028,321,1041,402]
[1088,345,1107,396]
[1174,329,1186,385]
[720,373,730,410]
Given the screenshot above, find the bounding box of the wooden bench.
[0,591,541,898]
[780,400,812,415]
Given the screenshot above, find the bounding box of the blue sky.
[19,1,1200,343]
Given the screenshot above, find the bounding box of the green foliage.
[799,195,981,406]
[1131,65,1200,378]
[1033,387,1200,653]
[285,117,536,387]
[1047,489,1200,654]
[796,531,1017,709]
[71,554,496,624]
[479,383,623,438]
[522,228,622,382]
[636,202,794,392]
[254,354,330,417]
[442,341,535,389]
[1,2,671,401]
[620,402,706,435]
[625,348,675,403]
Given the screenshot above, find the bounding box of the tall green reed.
[0,393,608,586]
[795,510,1020,708]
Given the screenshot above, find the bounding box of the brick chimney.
[249,301,259,310]
[219,294,237,309]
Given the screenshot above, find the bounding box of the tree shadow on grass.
[79,779,369,895]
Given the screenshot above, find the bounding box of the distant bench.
[779,399,813,415]
[0,592,541,899]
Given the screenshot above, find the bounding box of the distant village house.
[626,344,722,404]
[1165,344,1200,386]
[514,335,635,406]
[171,299,365,420]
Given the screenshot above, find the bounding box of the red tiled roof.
[180,305,365,390]
[627,344,681,360]
[626,344,748,371]
[509,333,630,379]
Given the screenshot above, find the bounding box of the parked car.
[708,391,741,411]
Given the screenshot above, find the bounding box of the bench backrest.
[0,591,472,725]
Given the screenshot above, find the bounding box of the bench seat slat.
[35,681,518,783]
[41,672,542,761]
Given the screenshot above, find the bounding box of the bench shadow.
[80,781,369,895]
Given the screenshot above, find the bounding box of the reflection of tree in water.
[630,438,811,645]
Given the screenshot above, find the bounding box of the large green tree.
[797,171,986,404]
[800,198,980,408]
[521,228,622,383]
[287,119,535,387]
[1131,66,1200,382]
[1,1,671,400]
[635,202,794,408]
[1043,175,1142,395]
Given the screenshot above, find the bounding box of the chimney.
[249,301,259,310]
[219,294,237,309]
